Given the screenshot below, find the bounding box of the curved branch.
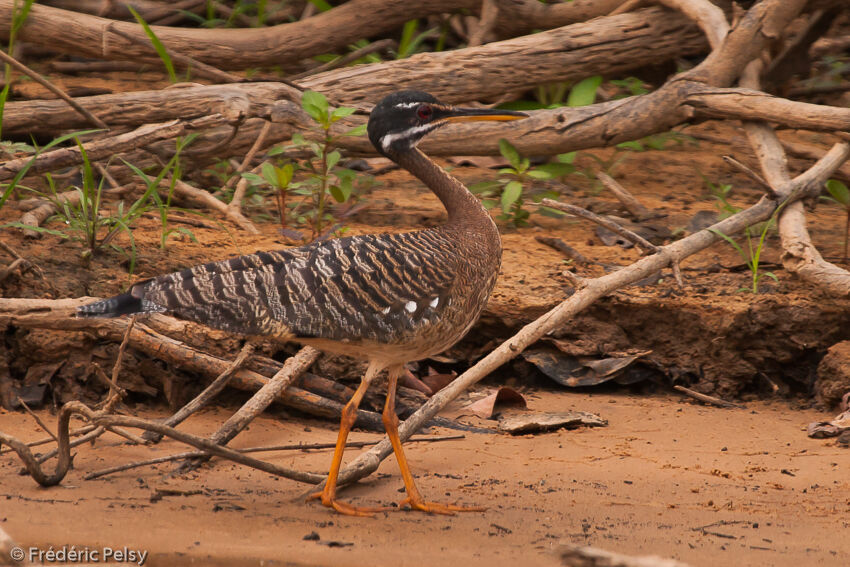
[657,0,729,50]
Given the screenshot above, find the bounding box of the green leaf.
[557,151,577,164]
[240,172,264,184]
[261,161,277,186]
[498,138,521,170]
[329,185,346,203]
[326,150,341,172]
[527,169,553,180]
[330,107,357,121]
[469,181,500,194]
[567,75,603,107]
[343,123,368,137]
[276,163,294,188]
[301,90,329,124]
[826,179,850,206]
[535,163,575,177]
[291,132,306,146]
[127,6,177,83]
[177,226,198,242]
[501,180,522,214]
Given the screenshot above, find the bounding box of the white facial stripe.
[394,102,421,109]
[379,122,440,152]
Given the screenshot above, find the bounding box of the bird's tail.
[76,291,165,318]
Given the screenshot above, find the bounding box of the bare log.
[0,115,231,182]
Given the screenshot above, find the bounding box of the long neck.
[393,147,496,234]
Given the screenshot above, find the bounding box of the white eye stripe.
[379,123,440,151]
[394,102,422,109]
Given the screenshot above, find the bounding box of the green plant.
[469,139,569,226]
[128,6,177,82]
[822,179,850,262]
[247,90,367,239]
[394,19,437,59]
[123,135,198,250]
[0,0,35,141]
[710,203,784,294]
[699,173,739,219]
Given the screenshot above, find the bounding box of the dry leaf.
[464,387,527,419]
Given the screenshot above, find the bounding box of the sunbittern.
[79,90,527,515]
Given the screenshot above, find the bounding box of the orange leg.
[383,364,485,515]
[308,362,391,517]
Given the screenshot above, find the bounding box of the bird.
[78,90,527,516]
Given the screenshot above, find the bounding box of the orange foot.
[307,491,393,517]
[398,496,486,515]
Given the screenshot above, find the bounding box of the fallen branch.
[0,49,107,130]
[0,115,231,182]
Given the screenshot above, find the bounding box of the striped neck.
[393,148,497,235]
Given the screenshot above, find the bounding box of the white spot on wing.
[381,306,390,315]
[429,297,439,308]
[404,301,417,313]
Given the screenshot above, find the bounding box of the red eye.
[417,105,433,120]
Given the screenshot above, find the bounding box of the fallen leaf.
[420,370,456,394]
[522,347,651,387]
[498,410,607,434]
[807,409,850,438]
[464,387,527,419]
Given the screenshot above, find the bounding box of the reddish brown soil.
[2,68,850,566]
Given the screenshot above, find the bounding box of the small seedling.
[469,139,567,226]
[822,179,850,262]
[250,90,368,240]
[710,200,785,294]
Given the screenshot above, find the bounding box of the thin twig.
[0,49,108,130]
[673,385,744,409]
[722,155,775,196]
[596,171,656,221]
[85,435,464,480]
[2,400,324,486]
[534,236,595,265]
[541,199,659,254]
[16,397,59,444]
[0,424,97,456]
[104,316,135,412]
[227,120,273,208]
[290,39,396,81]
[142,342,255,443]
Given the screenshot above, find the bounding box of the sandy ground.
[1,393,847,567]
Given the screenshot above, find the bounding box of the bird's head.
[367,90,527,157]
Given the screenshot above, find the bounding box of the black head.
[367,90,526,157]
